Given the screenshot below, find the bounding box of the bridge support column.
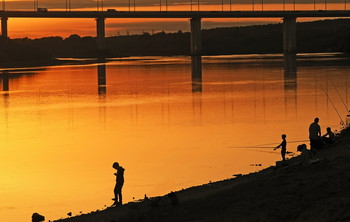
[190,17,202,91]
[191,17,202,57]
[96,17,106,57]
[283,17,296,56]
[1,17,8,40]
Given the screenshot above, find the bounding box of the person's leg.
[310,140,317,157]
[114,184,119,202]
[115,184,123,204]
[118,190,123,204]
[281,150,286,161]
[310,140,314,152]
[316,139,324,150]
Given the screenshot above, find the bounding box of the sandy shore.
[54,132,350,222]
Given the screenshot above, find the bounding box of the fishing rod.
[228,146,275,149]
[247,149,279,155]
[251,140,308,147]
[331,81,349,112]
[228,148,296,156]
[227,139,309,148]
[228,146,296,152]
[319,84,345,127]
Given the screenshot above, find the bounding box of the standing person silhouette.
[309,117,322,154]
[275,134,287,161]
[112,162,125,205]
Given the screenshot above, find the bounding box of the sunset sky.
[2,0,347,38]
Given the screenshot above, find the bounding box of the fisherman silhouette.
[309,117,323,153]
[322,127,335,145]
[112,162,125,205]
[297,144,312,166]
[275,134,287,161]
[297,144,320,166]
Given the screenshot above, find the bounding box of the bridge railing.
[1,0,348,12]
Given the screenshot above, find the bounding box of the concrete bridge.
[1,10,350,78]
[1,10,350,51]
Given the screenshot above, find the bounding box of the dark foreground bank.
[53,131,350,222]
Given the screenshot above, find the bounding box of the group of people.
[112,117,336,206]
[274,117,335,163]
[309,117,335,151]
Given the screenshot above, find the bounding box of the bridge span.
[1,10,350,53]
[0,10,350,18]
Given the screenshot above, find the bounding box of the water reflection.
[284,54,297,90]
[98,64,107,96]
[1,55,349,222]
[191,55,202,93]
[284,54,297,118]
[1,71,10,111]
[2,70,9,92]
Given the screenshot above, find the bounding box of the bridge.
[1,10,350,78]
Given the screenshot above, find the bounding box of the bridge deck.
[0,10,350,18]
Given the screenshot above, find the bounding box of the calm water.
[0,54,349,221]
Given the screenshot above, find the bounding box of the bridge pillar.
[96,17,106,55]
[190,17,202,86]
[1,17,8,40]
[191,17,202,56]
[283,17,296,56]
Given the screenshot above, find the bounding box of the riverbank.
[1,52,349,70]
[53,131,350,222]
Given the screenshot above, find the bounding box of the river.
[0,53,349,221]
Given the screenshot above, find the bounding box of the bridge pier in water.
[190,17,202,93]
[96,17,106,57]
[1,17,8,40]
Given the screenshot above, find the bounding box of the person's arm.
[318,126,321,137]
[274,141,282,150]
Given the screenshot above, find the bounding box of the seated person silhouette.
[297,144,320,166]
[322,127,335,145]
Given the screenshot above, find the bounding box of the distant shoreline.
[1,18,349,65]
[0,52,349,70]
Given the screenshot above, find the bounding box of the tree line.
[0,18,350,63]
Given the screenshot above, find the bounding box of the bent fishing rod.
[319,84,346,127]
